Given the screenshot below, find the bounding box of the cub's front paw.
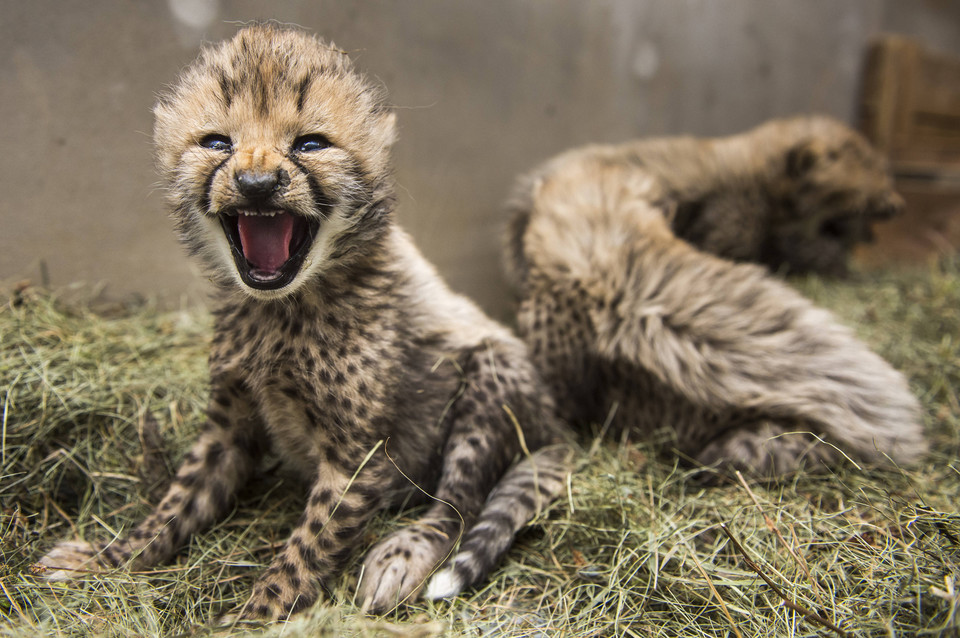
[36,540,104,581]
[358,527,449,613]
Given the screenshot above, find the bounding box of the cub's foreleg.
[237,447,387,621]
[40,377,263,579]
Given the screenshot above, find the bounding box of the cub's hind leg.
[358,344,570,612]
[692,421,840,478]
[40,376,263,579]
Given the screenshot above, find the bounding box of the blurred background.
[3,0,959,319]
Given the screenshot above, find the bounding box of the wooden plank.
[860,35,960,178]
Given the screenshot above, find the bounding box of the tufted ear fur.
[785,140,819,179]
[377,111,398,150]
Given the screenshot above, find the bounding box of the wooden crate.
[856,35,960,266]
[861,35,960,182]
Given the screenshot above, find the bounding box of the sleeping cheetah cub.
[40,25,571,620]
[510,117,903,276]
[505,148,926,476]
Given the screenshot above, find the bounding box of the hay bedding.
[1,264,958,637]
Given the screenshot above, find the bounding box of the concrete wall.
[1,0,955,318]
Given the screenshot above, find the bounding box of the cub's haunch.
[39,24,571,621]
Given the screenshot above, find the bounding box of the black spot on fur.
[332,500,359,519]
[296,75,311,113]
[324,446,344,467]
[290,592,316,614]
[329,545,354,566]
[334,526,357,542]
[211,481,230,513]
[514,491,537,511]
[102,544,128,566]
[289,317,303,337]
[182,496,197,518]
[205,441,224,465]
[206,410,232,430]
[353,482,382,502]
[295,539,320,568]
[217,69,233,108]
[175,472,201,488]
[264,584,282,600]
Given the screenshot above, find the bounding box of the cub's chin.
[219,209,319,292]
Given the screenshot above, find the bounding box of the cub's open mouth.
[220,210,318,290]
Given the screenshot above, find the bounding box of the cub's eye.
[292,134,332,153]
[199,134,233,152]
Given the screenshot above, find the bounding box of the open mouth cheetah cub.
[40,24,571,621]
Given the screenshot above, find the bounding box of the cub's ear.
[377,111,398,149]
[785,140,819,179]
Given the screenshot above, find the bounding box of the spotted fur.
[505,148,926,476]
[39,24,571,620]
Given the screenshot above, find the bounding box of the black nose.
[235,170,280,198]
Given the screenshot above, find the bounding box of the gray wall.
[2,0,957,318]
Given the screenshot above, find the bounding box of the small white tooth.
[236,209,285,217]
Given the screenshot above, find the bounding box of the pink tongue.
[237,213,294,273]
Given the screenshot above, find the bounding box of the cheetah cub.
[510,117,902,276]
[505,147,926,476]
[40,25,571,620]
